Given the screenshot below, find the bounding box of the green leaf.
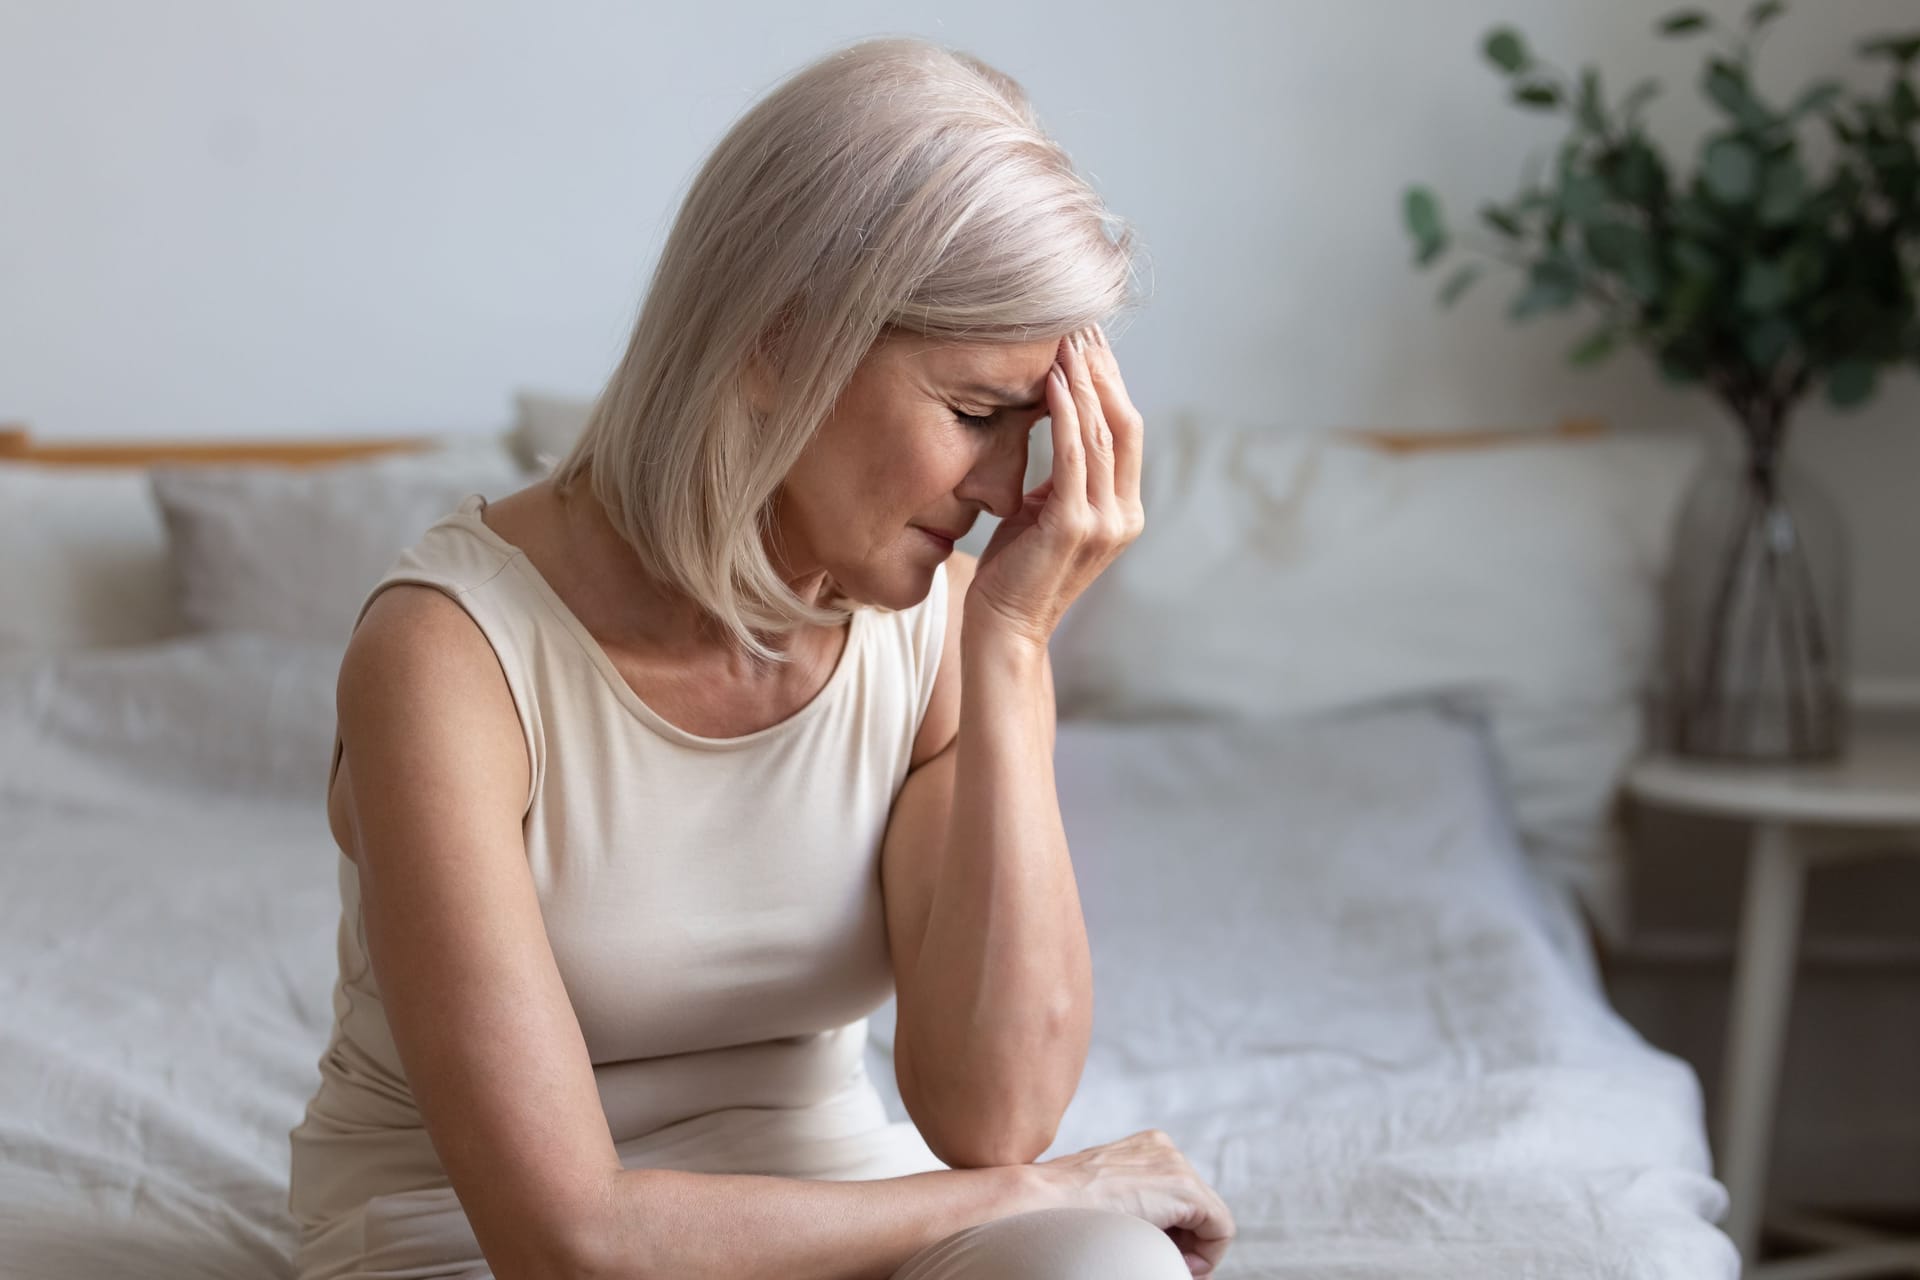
[1404,187,1447,264]
[1857,34,1920,65]
[1789,81,1843,119]
[1826,360,1878,407]
[1560,173,1611,222]
[1514,81,1562,109]
[1757,158,1809,224]
[1894,80,1919,127]
[1484,27,1529,74]
[1705,59,1773,131]
[1739,258,1794,310]
[1479,203,1525,238]
[1672,270,1718,327]
[1658,10,1712,36]
[1510,256,1582,320]
[1604,136,1669,204]
[1439,263,1484,307]
[1587,221,1663,300]
[1577,68,1607,133]
[1668,193,1723,239]
[1672,239,1720,275]
[1569,327,1619,365]
[1585,219,1648,267]
[1742,316,1795,367]
[1704,137,1761,201]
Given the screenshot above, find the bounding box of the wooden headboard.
[0,424,441,467]
[1338,415,1605,453]
[0,416,1605,468]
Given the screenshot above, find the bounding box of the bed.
[0,421,1738,1278]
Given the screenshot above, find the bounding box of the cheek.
[883,430,964,493]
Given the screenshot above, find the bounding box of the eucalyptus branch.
[1401,1,1920,426]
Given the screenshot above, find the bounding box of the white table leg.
[1720,820,1806,1269]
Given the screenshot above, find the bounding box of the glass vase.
[1656,420,1850,761]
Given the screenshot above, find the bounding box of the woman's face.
[772,329,1060,611]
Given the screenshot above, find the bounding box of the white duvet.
[0,633,1735,1279]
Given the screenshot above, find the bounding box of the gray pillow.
[150,437,529,645]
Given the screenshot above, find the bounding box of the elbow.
[491,1180,634,1280]
[922,1107,1061,1170]
[492,1229,619,1280]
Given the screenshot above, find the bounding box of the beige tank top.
[287,491,951,1260]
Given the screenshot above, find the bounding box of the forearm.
[584,1161,1056,1280]
[897,626,1092,1165]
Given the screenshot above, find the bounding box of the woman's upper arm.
[333,585,618,1278]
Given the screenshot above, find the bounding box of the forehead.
[887,332,1059,401]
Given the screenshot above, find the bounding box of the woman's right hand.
[1031,1128,1236,1278]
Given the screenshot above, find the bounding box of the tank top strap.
[325,491,544,818]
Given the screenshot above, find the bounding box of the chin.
[858,557,941,612]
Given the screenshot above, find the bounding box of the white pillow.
[1047,420,1707,943]
[510,389,595,474]
[150,436,530,645]
[0,463,185,651]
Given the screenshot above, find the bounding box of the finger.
[1083,323,1142,505]
[1065,329,1115,514]
[1045,342,1088,522]
[1165,1228,1216,1278]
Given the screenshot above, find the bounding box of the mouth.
[916,527,958,551]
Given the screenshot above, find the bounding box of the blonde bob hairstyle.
[546,35,1145,667]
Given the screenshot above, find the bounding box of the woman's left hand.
[969,323,1145,648]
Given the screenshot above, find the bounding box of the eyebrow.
[954,381,1047,411]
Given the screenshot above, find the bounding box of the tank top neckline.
[444,491,868,752]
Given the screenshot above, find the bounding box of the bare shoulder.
[328,584,530,864]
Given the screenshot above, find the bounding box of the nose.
[955,432,1032,521]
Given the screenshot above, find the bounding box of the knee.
[897,1206,1192,1280]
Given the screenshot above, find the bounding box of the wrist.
[1003,1160,1072,1215]
[961,618,1051,670]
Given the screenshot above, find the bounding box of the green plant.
[1402,2,1919,455]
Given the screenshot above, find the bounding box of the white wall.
[2,0,1915,676]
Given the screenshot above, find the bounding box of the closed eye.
[953,409,997,430]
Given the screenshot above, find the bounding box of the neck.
[552,476,837,661]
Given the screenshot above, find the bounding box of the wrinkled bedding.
[0,633,1734,1278]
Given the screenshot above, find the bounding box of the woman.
[287,34,1234,1280]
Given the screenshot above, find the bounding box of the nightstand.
[1625,730,1920,1279]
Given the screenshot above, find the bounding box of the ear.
[743,346,779,418]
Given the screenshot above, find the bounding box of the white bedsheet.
[866,708,1736,1277]
[0,634,1735,1279]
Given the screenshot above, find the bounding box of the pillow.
[0,463,185,651]
[510,389,595,473]
[1047,419,1708,943]
[0,630,344,804]
[150,435,529,645]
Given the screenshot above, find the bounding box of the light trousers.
[297,1185,1192,1279]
